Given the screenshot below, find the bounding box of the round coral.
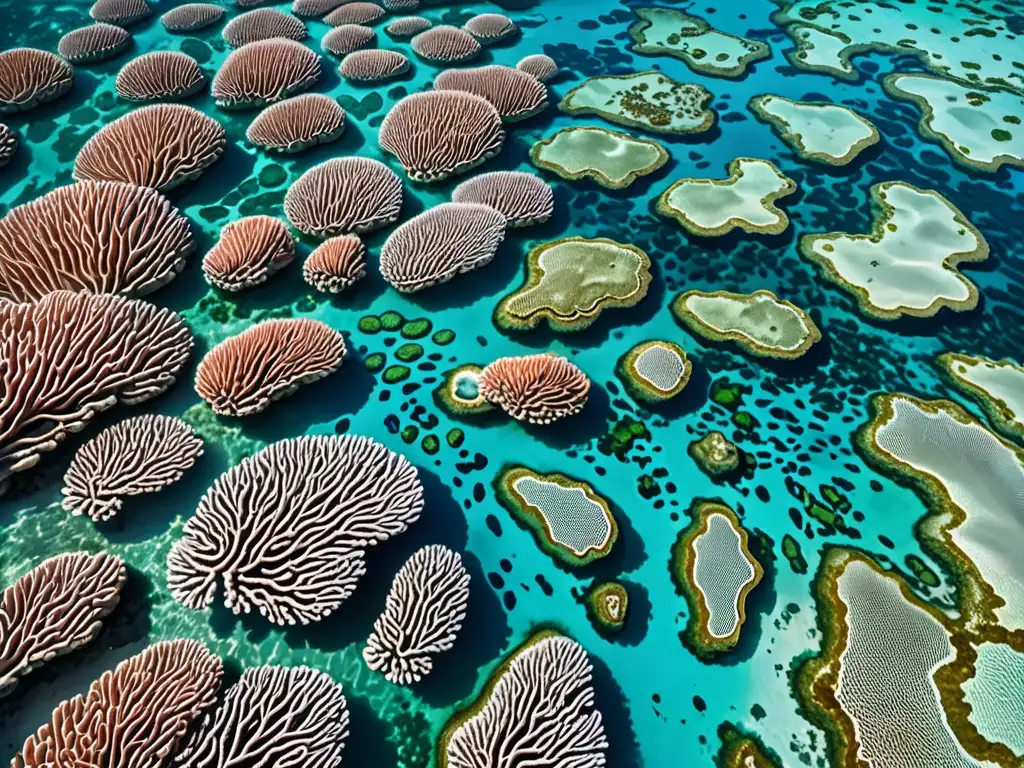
[478,353,591,424]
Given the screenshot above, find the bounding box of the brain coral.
[115,52,206,102]
[434,65,548,122]
[516,53,558,82]
[0,552,125,697]
[463,13,517,44]
[13,639,222,768]
[161,3,225,31]
[322,23,377,56]
[411,25,481,63]
[379,91,504,181]
[284,157,403,237]
[61,415,203,522]
[89,0,152,25]
[380,202,506,292]
[194,318,346,416]
[0,292,193,487]
[58,23,131,63]
[325,2,386,26]
[0,124,17,167]
[364,544,470,685]
[0,49,74,113]
[478,353,590,424]
[167,434,424,625]
[339,49,410,81]
[212,38,321,109]
[223,8,307,48]
[74,104,226,191]
[292,0,348,18]
[169,666,349,768]
[304,234,366,293]
[451,171,554,227]
[246,92,346,152]
[445,634,608,767]
[386,16,430,39]
[0,181,194,301]
[202,215,295,290]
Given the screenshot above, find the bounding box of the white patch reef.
[962,642,1024,756]
[530,126,668,189]
[937,353,1024,442]
[783,24,856,79]
[749,95,879,165]
[513,476,614,557]
[692,513,758,639]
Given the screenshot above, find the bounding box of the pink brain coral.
[169,666,349,768]
[463,13,517,44]
[58,23,131,63]
[379,90,503,182]
[0,181,194,301]
[61,415,203,521]
[161,3,225,31]
[434,64,548,122]
[246,92,346,152]
[194,318,346,415]
[452,171,554,227]
[202,215,295,290]
[325,2,386,26]
[223,8,307,48]
[322,23,377,56]
[74,104,226,191]
[339,49,410,81]
[379,202,506,292]
[411,25,481,63]
[115,52,206,102]
[0,291,193,486]
[13,639,223,768]
[212,38,321,109]
[304,234,366,293]
[284,156,403,237]
[89,0,152,25]
[516,53,558,82]
[445,635,608,767]
[167,434,424,625]
[0,552,125,697]
[0,49,74,113]
[363,545,469,685]
[0,124,17,167]
[478,353,590,424]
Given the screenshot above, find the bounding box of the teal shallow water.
[1,0,1023,765]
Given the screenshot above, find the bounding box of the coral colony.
[3,0,1024,766]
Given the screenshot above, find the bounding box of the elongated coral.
[364,545,470,684]
[115,52,206,102]
[0,49,73,113]
[478,353,590,424]
[212,38,321,109]
[167,434,424,625]
[411,25,480,63]
[246,92,346,152]
[62,416,203,521]
[284,156,403,237]
[463,13,517,44]
[58,23,131,63]
[303,234,366,293]
[223,8,307,47]
[339,49,410,81]
[0,552,125,697]
[202,215,295,290]
[90,0,151,25]
[516,53,558,82]
[292,0,347,18]
[434,65,547,122]
[386,16,430,39]
[451,171,553,227]
[322,23,377,56]
[324,2,385,26]
[161,3,225,31]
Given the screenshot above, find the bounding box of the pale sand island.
[749,94,879,165]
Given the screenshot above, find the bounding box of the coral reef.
[616,340,691,402]
[284,157,403,237]
[202,215,295,291]
[339,49,411,82]
[212,38,321,109]
[0,48,74,113]
[303,234,366,294]
[531,126,668,189]
[222,8,306,48]
[434,65,547,122]
[517,53,558,82]
[451,171,554,227]
[936,353,1024,443]
[749,95,879,166]
[585,581,629,633]
[322,24,377,56]
[411,26,481,64]
[434,364,494,417]
[689,431,741,477]
[478,353,590,425]
[161,3,225,32]
[115,52,206,102]
[246,92,346,152]
[58,23,131,63]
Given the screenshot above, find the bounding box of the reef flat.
[936,353,1024,444]
[585,581,629,633]
[530,126,668,189]
[749,95,879,165]
[781,24,857,80]
[616,340,692,403]
[714,722,783,767]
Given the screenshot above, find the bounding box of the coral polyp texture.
[387,16,431,39]
[440,632,608,768]
[496,237,652,331]
[13,639,223,768]
[531,126,669,190]
[0,552,125,696]
[322,23,377,55]
[246,92,346,152]
[516,53,558,82]
[61,415,203,521]
[799,181,989,320]
[672,289,821,360]
[58,23,131,63]
[560,71,715,135]
[411,25,482,64]
[325,2,386,26]
[586,581,629,633]
[617,340,692,402]
[202,215,295,291]
[656,158,797,236]
[0,124,16,167]
[223,9,307,48]
[339,49,411,82]
[161,3,225,32]
[364,545,470,684]
[212,38,321,109]
[670,500,763,657]
[284,157,403,237]
[89,0,151,25]
[495,465,616,566]
[194,318,346,416]
[478,353,590,425]
[0,291,192,487]
[0,181,194,301]
[749,95,880,166]
[304,234,367,293]
[74,104,226,191]
[0,49,73,113]
[451,171,554,227]
[628,7,770,79]
[115,52,206,102]
[168,665,349,768]
[434,65,548,122]
[379,202,506,292]
[166,434,424,625]
[379,90,504,182]
[936,353,1024,443]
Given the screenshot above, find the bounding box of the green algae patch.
[672,289,821,360]
[496,237,652,332]
[382,365,410,384]
[435,364,493,417]
[689,431,740,477]
[749,94,879,166]
[446,428,464,448]
[616,340,691,403]
[364,352,386,373]
[936,352,1024,444]
[380,310,404,332]
[400,318,432,339]
[401,425,419,444]
[670,499,763,659]
[781,534,807,575]
[585,581,629,633]
[905,554,941,589]
[800,181,989,320]
[559,71,715,135]
[628,7,770,79]
[656,158,797,236]
[599,415,650,460]
[395,343,423,363]
[421,434,439,455]
[715,722,784,768]
[494,465,618,568]
[884,74,1024,173]
[530,126,669,190]
[431,328,455,346]
[358,315,382,334]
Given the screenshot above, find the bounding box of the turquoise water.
[1,0,1023,765]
